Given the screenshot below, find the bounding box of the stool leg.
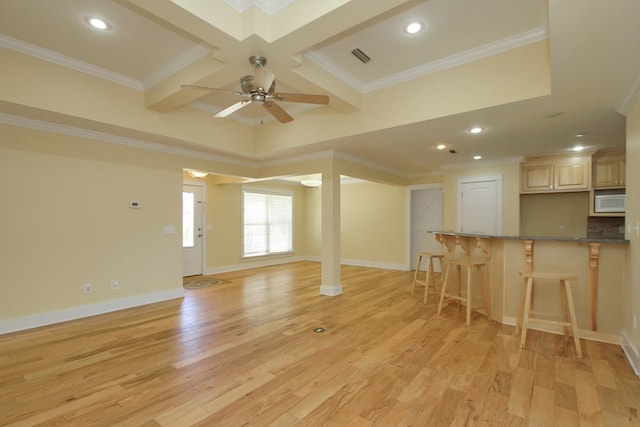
[520,277,534,350]
[515,277,527,335]
[411,254,422,297]
[563,280,583,358]
[456,264,462,312]
[466,266,472,325]
[476,265,491,321]
[437,263,451,316]
[424,256,433,304]
[559,279,571,342]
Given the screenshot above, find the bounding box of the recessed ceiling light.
[84,16,111,31]
[573,145,585,152]
[404,21,424,34]
[436,144,447,150]
[468,127,484,134]
[473,155,482,160]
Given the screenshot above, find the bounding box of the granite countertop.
[429,231,629,244]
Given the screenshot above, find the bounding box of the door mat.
[183,276,229,289]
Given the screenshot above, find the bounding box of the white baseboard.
[0,288,185,335]
[320,284,343,296]
[340,258,408,271]
[621,331,640,377]
[501,315,621,345]
[206,256,408,275]
[205,255,305,275]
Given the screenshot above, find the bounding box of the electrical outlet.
[111,279,119,290]
[84,283,93,293]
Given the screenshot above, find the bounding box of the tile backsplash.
[587,216,625,239]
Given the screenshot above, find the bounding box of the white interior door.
[183,184,204,277]
[410,188,444,268]
[458,176,502,235]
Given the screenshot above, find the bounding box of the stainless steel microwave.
[594,193,625,213]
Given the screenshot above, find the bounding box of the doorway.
[410,187,444,269]
[183,184,204,277]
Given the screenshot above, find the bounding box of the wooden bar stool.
[411,252,444,303]
[519,272,582,358]
[437,259,491,325]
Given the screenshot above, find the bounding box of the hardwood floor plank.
[0,262,637,426]
[527,385,554,426]
[575,368,606,426]
[507,367,535,417]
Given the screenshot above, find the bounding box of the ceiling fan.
[181,56,329,124]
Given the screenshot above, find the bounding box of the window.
[243,189,293,257]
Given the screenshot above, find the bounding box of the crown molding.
[0,34,211,92]
[223,0,296,14]
[306,27,548,94]
[440,156,524,170]
[142,45,212,89]
[364,27,547,93]
[0,34,143,91]
[617,68,640,115]
[0,113,258,169]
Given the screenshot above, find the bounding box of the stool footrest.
[525,318,573,328]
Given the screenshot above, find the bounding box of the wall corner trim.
[622,331,640,378]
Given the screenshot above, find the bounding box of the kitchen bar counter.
[430,231,627,341]
[432,231,628,244]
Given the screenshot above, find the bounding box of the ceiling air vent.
[351,47,371,64]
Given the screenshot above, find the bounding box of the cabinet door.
[522,164,553,192]
[555,162,589,190]
[594,159,620,187]
[619,160,625,185]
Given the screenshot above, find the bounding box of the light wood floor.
[1,262,638,426]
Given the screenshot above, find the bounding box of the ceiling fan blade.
[214,100,252,118]
[180,84,243,96]
[263,101,293,123]
[253,67,275,92]
[273,93,329,105]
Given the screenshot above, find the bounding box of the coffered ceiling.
[1,0,639,179]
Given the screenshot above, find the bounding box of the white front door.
[410,188,444,266]
[183,184,204,276]
[458,176,502,235]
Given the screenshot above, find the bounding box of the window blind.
[243,190,292,257]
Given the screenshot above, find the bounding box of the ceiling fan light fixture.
[301,179,322,188]
[187,170,208,179]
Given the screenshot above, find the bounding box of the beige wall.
[0,124,183,321]
[204,180,308,269]
[442,161,521,235]
[340,181,407,267]
[302,180,409,268]
[624,95,640,370]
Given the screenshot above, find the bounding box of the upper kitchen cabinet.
[521,153,593,193]
[593,150,625,188]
